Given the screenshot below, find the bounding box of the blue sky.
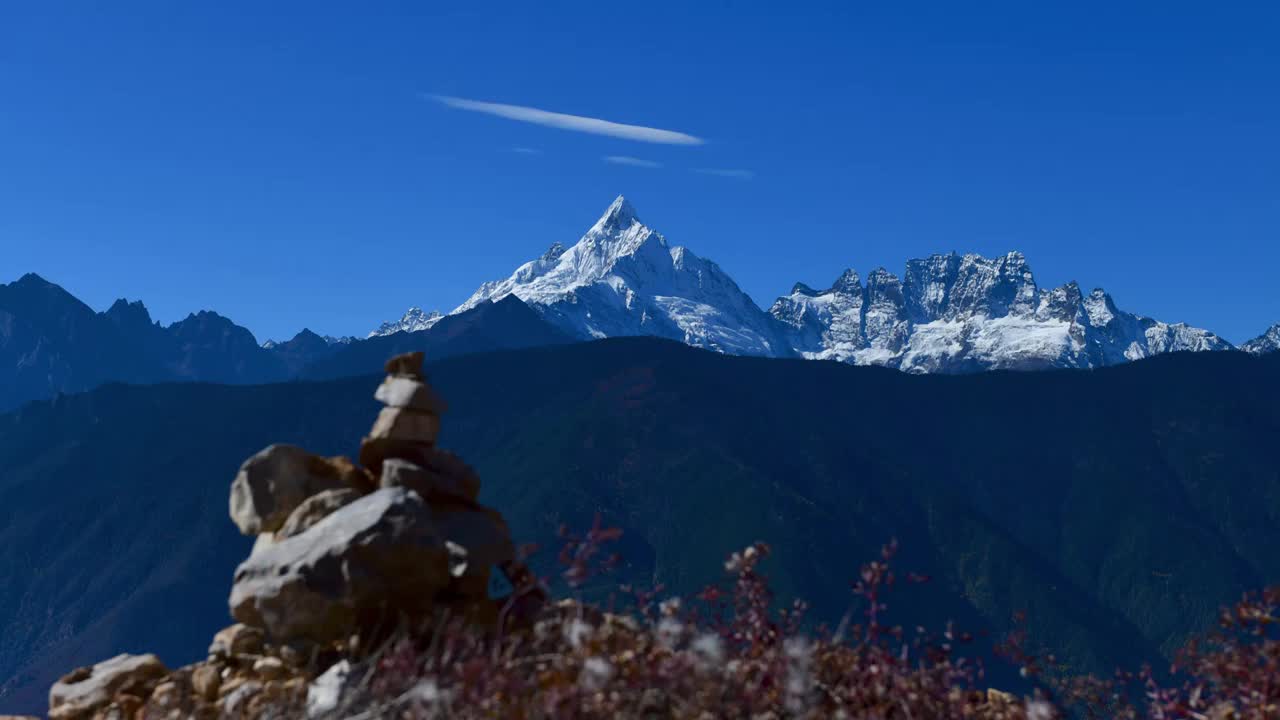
[2,1,1277,343]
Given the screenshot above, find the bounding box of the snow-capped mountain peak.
[367,306,443,338]
[376,195,1245,373]
[451,196,789,356]
[1242,324,1280,355]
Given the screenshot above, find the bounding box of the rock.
[986,688,1016,706]
[146,680,180,707]
[229,487,449,643]
[220,680,262,716]
[369,406,440,444]
[306,660,351,718]
[380,453,480,503]
[209,624,264,658]
[375,375,447,413]
[432,502,516,600]
[249,533,277,560]
[246,679,306,718]
[137,673,209,719]
[191,664,222,702]
[276,640,311,668]
[48,654,168,720]
[384,351,425,378]
[229,445,358,535]
[252,656,287,681]
[358,436,429,475]
[94,693,142,720]
[276,488,361,540]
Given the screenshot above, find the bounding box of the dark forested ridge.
[1,339,1278,713]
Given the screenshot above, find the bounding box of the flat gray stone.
[229,487,449,643]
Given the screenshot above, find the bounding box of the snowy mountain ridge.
[1242,324,1280,355]
[372,195,1270,371]
[367,306,443,338]
[769,253,1232,372]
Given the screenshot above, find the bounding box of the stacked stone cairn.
[46,352,543,720]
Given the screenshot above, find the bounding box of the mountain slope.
[1242,324,1280,355]
[2,340,1278,712]
[0,274,290,411]
[367,306,443,337]
[770,253,1232,372]
[0,275,571,411]
[454,196,794,357]
[301,295,572,381]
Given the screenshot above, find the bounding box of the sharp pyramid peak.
[830,268,862,294]
[595,194,641,229]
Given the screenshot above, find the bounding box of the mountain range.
[399,196,1275,371]
[2,338,1278,713]
[0,275,565,412]
[2,196,1277,412]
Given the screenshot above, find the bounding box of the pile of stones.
[46,352,542,720]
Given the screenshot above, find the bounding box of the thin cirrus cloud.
[694,168,755,180]
[431,94,705,146]
[510,147,542,155]
[603,155,663,169]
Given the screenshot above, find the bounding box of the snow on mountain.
[453,196,791,357]
[1242,324,1280,355]
[770,252,1232,372]
[367,307,443,338]
[360,195,1239,372]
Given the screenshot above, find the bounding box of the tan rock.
[217,676,247,700]
[369,406,440,444]
[49,654,167,720]
[384,351,425,378]
[986,688,1016,705]
[91,692,141,720]
[147,680,180,706]
[220,680,262,716]
[228,445,355,535]
[246,679,306,718]
[191,664,221,702]
[276,487,361,540]
[375,375,448,413]
[380,451,480,503]
[251,656,286,681]
[209,624,264,658]
[326,455,377,494]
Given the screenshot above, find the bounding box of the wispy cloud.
[431,95,704,146]
[694,168,755,180]
[604,155,663,169]
[511,146,542,155]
